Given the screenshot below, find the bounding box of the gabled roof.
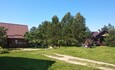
[92,31,108,38]
[0,22,28,38]
[91,32,99,37]
[95,31,108,38]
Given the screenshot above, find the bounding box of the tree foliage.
[101,23,115,47]
[24,12,91,47]
[0,27,7,48]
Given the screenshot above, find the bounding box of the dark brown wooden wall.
[7,38,28,48]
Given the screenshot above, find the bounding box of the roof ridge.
[0,22,27,26]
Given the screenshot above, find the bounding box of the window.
[15,40,18,44]
[18,42,23,44]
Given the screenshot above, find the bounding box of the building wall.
[7,38,28,48]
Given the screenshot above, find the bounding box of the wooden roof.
[95,31,108,38]
[91,32,99,37]
[92,31,108,38]
[0,22,28,38]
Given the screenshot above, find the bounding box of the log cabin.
[83,30,109,47]
[92,30,108,46]
[0,22,28,48]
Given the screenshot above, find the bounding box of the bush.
[0,46,9,54]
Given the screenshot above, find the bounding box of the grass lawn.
[46,46,115,64]
[0,46,115,70]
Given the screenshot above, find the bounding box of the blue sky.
[0,0,115,31]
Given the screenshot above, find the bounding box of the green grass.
[0,46,115,70]
[0,49,98,70]
[0,56,55,70]
[41,46,115,64]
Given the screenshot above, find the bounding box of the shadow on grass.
[0,57,55,70]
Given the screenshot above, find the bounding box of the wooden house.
[0,22,28,48]
[92,31,108,46]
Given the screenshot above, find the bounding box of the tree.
[30,26,37,32]
[49,15,60,46]
[61,12,74,46]
[61,12,73,26]
[24,27,42,48]
[0,27,7,48]
[101,23,115,47]
[101,25,108,31]
[38,21,52,47]
[25,12,91,47]
[72,12,88,45]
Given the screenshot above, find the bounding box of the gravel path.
[44,53,115,70]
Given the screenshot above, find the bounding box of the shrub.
[0,46,9,54]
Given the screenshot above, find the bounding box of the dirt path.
[11,48,40,52]
[43,53,115,70]
[21,48,40,51]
